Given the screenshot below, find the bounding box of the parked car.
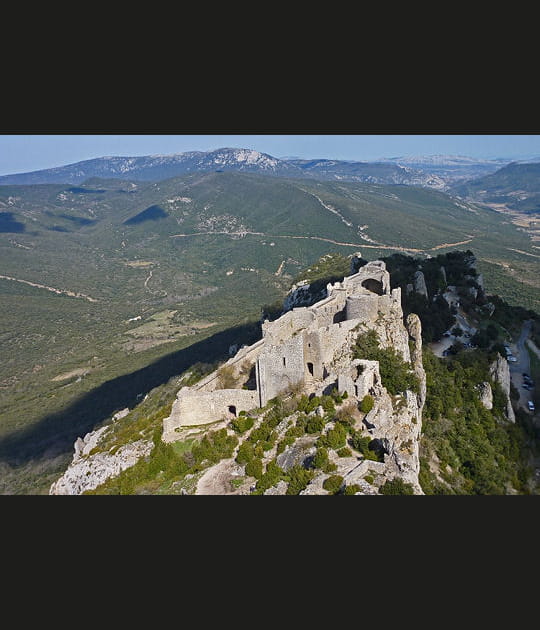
[507,356,517,362]
[528,401,535,412]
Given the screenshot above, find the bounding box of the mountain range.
[0,147,522,190]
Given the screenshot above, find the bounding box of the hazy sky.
[0,134,539,176]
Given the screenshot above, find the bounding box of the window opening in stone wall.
[228,406,237,417]
[361,278,384,295]
[307,362,314,376]
[283,357,286,367]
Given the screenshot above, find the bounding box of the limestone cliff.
[489,353,516,423]
[49,424,152,495]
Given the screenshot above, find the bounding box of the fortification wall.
[262,308,314,345]
[193,339,265,393]
[163,388,260,439]
[257,334,305,405]
[346,294,380,322]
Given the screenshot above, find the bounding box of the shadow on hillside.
[0,322,261,467]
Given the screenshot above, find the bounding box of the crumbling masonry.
[163,260,412,442]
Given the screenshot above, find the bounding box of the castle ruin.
[163,260,411,442]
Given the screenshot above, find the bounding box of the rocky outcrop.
[413,270,428,299]
[49,427,152,495]
[440,266,447,285]
[283,281,325,311]
[276,437,317,472]
[489,354,515,423]
[407,313,427,409]
[476,382,493,410]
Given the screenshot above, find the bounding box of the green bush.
[277,436,295,455]
[344,484,361,495]
[312,446,330,471]
[349,431,382,461]
[255,460,285,493]
[323,475,344,494]
[306,415,325,434]
[359,394,374,414]
[286,465,314,495]
[230,415,255,434]
[235,441,255,465]
[319,423,347,450]
[337,447,352,458]
[191,429,238,465]
[364,475,374,484]
[245,458,263,480]
[379,478,415,495]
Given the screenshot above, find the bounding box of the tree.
[452,326,464,337]
[359,394,374,414]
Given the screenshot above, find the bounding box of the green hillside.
[452,162,540,214]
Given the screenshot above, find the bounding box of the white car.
[507,356,517,362]
[528,401,535,412]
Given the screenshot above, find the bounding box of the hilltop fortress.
[163,259,425,450]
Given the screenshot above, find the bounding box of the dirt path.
[0,274,98,302]
[170,230,425,253]
[430,239,473,251]
[195,458,244,495]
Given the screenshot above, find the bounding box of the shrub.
[344,484,361,495]
[285,425,305,439]
[323,475,344,494]
[306,415,325,434]
[349,431,382,461]
[191,429,238,465]
[364,475,374,484]
[286,465,314,495]
[245,458,263,480]
[312,447,330,471]
[277,436,295,455]
[319,423,347,450]
[359,394,374,414]
[235,441,255,465]
[337,447,352,458]
[335,402,357,427]
[379,478,415,495]
[230,415,255,434]
[255,460,285,493]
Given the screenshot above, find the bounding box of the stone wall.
[257,334,305,405]
[163,388,259,440]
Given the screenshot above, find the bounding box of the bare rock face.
[476,382,493,410]
[440,266,447,285]
[413,270,429,299]
[276,437,317,472]
[263,480,288,495]
[407,313,427,409]
[49,427,152,495]
[489,354,515,423]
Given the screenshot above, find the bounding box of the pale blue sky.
[0,134,539,176]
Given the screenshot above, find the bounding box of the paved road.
[508,320,535,414]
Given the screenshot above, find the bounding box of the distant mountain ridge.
[2,147,538,191]
[451,161,540,214]
[0,148,460,190]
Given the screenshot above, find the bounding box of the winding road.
[508,320,534,413]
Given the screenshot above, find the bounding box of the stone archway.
[361,278,384,295]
